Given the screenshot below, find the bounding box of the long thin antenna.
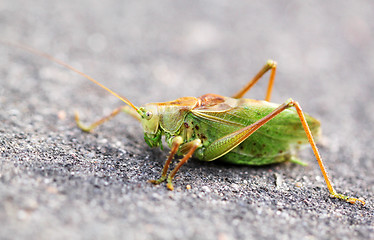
[2,40,140,114]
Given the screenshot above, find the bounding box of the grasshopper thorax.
[139,97,200,148]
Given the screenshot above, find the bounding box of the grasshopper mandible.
[7,42,365,205]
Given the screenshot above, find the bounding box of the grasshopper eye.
[145,111,153,120]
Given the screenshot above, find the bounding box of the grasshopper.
[6,42,365,205]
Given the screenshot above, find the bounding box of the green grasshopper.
[7,42,365,205]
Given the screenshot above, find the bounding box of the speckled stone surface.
[0,1,373,239]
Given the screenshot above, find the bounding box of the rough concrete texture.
[0,1,373,240]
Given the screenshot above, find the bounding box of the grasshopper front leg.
[166,139,202,190]
[75,105,141,132]
[149,136,183,185]
[149,138,202,190]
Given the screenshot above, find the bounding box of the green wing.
[189,97,320,163]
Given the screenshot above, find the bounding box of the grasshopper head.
[139,104,162,148]
[139,104,160,135]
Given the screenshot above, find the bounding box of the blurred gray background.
[0,1,373,240]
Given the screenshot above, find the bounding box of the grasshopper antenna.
[1,40,141,115]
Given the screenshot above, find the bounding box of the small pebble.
[57,110,66,120]
[231,183,240,192]
[201,186,211,193]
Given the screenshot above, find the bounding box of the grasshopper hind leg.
[285,99,364,204]
[199,98,364,204]
[232,60,277,101]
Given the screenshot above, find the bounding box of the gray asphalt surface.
[0,1,373,240]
